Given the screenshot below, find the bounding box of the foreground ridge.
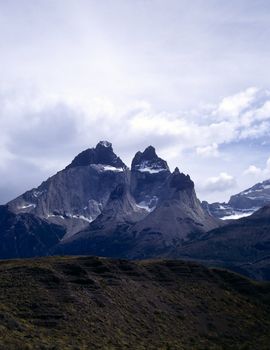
[0,256,270,349]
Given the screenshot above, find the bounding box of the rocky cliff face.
[130,146,171,211]
[55,182,149,257]
[8,141,129,236]
[126,167,220,258]
[55,167,220,259]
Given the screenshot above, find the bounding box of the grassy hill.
[0,256,270,349]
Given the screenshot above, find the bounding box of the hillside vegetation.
[0,256,270,350]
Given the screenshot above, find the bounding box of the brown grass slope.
[0,256,270,350]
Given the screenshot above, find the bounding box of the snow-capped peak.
[131,146,170,174]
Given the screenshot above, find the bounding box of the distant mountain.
[1,256,270,349]
[203,178,270,219]
[229,179,270,209]
[172,205,270,280]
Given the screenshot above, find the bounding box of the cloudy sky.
[1,0,270,203]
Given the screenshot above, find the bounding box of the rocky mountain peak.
[169,169,194,191]
[131,146,170,173]
[141,145,157,159]
[66,141,127,170]
[96,140,113,149]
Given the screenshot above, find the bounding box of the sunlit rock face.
[8,141,129,236]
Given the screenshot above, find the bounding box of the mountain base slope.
[0,256,270,349]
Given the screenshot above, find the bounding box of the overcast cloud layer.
[1,0,270,203]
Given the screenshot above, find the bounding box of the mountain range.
[5,141,219,255]
[1,141,270,280]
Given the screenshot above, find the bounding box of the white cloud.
[1,1,270,204]
[243,157,270,178]
[204,172,236,192]
[239,121,270,139]
[1,85,270,203]
[215,87,259,118]
[196,143,219,157]
[244,165,262,176]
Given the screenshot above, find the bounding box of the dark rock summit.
[169,167,194,192]
[131,145,169,173]
[66,141,127,170]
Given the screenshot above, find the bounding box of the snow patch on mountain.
[47,214,65,219]
[221,211,254,220]
[90,164,125,173]
[19,203,36,209]
[68,214,93,223]
[102,165,124,172]
[47,213,93,223]
[136,161,167,174]
[136,201,156,212]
